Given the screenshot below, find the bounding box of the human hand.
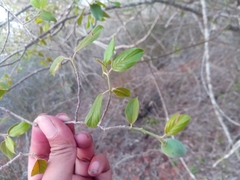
[28,113,112,180]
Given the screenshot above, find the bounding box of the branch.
[98,92,111,126]
[154,0,240,31]
[0,11,10,55]
[73,65,81,122]
[200,0,232,144]
[213,139,240,167]
[115,7,162,49]
[0,107,35,126]
[0,4,32,27]
[8,67,49,92]
[0,153,23,171]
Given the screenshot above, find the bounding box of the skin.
[28,113,112,180]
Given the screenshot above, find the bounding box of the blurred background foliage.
[1,0,240,179]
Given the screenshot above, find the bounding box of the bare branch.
[0,2,36,39]
[213,139,240,167]
[147,61,169,121]
[8,67,49,92]
[0,107,35,126]
[0,11,10,55]
[98,92,111,126]
[0,153,23,171]
[73,65,81,122]
[200,0,232,144]
[0,4,32,28]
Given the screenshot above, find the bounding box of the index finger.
[28,123,50,180]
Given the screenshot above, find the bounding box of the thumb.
[35,115,76,180]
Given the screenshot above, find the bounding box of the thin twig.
[200,0,232,144]
[147,62,169,121]
[0,49,23,65]
[115,10,162,50]
[0,4,32,28]
[0,2,35,39]
[213,139,240,167]
[0,152,23,171]
[98,92,111,126]
[73,68,81,122]
[0,11,10,55]
[0,107,35,126]
[180,158,196,180]
[8,67,49,91]
[98,125,128,131]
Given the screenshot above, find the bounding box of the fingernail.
[35,116,58,138]
[57,113,71,121]
[89,161,100,175]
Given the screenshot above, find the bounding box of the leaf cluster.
[0,121,30,159]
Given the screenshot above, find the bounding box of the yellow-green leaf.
[75,25,104,52]
[103,37,115,63]
[125,97,139,124]
[164,114,191,136]
[31,159,48,176]
[40,0,48,8]
[77,8,85,25]
[0,141,14,159]
[0,116,9,125]
[5,137,15,154]
[112,87,130,98]
[35,17,43,24]
[30,0,40,9]
[49,56,66,76]
[0,82,9,100]
[43,22,50,31]
[85,94,103,128]
[8,122,31,137]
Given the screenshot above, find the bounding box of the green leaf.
[109,1,121,7]
[75,25,104,52]
[0,116,9,125]
[49,56,65,76]
[8,122,31,137]
[112,87,130,98]
[30,0,40,9]
[103,37,115,63]
[40,10,57,22]
[5,137,15,154]
[0,141,14,159]
[40,0,48,8]
[164,113,191,136]
[0,82,9,100]
[103,11,110,18]
[112,48,144,72]
[161,138,186,158]
[77,8,85,25]
[31,159,48,176]
[85,94,103,128]
[90,4,103,21]
[125,97,139,124]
